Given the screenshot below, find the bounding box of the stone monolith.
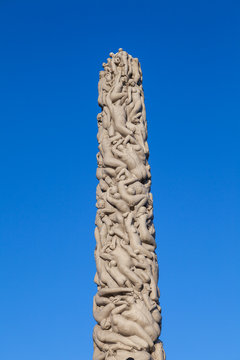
[93,49,165,360]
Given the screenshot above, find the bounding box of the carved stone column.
[93,49,165,360]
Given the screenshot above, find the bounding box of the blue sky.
[0,0,239,359]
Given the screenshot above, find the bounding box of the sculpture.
[93,48,165,360]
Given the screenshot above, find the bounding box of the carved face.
[114,55,121,65]
[121,76,128,84]
[97,113,102,125]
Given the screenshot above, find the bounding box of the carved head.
[121,75,128,85]
[109,260,117,267]
[96,199,105,209]
[114,55,121,65]
[100,318,111,330]
[134,144,141,151]
[109,186,117,195]
[96,153,103,167]
[127,186,136,195]
[97,112,103,125]
[99,70,105,79]
[133,181,143,194]
[113,193,120,200]
[117,144,124,151]
[148,198,153,208]
[105,71,112,82]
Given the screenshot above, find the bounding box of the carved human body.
[93,49,165,360]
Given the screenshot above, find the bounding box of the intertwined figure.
[93,49,165,360]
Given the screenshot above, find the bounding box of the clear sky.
[0,0,239,359]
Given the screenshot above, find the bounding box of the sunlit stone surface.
[93,49,165,360]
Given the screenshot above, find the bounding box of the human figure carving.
[111,139,148,181]
[116,169,149,211]
[131,56,142,85]
[136,206,156,247]
[106,72,133,137]
[98,134,126,170]
[100,238,144,291]
[106,186,130,213]
[124,212,153,259]
[93,49,165,360]
[127,80,144,123]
